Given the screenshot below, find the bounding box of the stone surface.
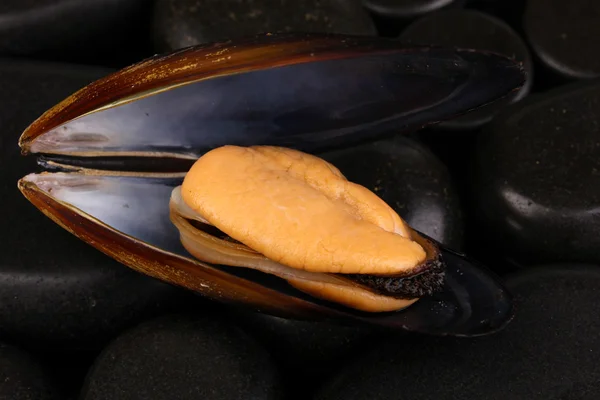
[524,0,600,80]
[0,341,62,400]
[0,0,152,67]
[399,9,532,130]
[80,312,285,400]
[317,264,600,400]
[152,0,377,52]
[471,80,600,267]
[0,59,203,350]
[322,135,464,249]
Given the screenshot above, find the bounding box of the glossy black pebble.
[0,59,202,350]
[399,9,532,130]
[322,135,464,249]
[363,0,466,20]
[80,313,285,400]
[152,0,377,53]
[525,0,600,80]
[0,0,151,67]
[471,79,600,267]
[316,264,600,400]
[0,341,62,400]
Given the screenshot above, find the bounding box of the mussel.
[17,33,525,336]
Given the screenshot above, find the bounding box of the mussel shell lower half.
[17,33,524,336]
[18,173,513,336]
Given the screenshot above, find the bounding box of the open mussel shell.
[17,33,524,336]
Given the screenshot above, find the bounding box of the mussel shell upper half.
[17,33,525,336]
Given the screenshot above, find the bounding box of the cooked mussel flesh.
[169,145,444,312]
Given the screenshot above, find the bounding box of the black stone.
[0,59,204,350]
[399,9,533,130]
[524,0,600,81]
[0,341,62,400]
[0,0,152,68]
[471,79,600,267]
[316,264,600,400]
[321,135,464,249]
[80,312,285,400]
[152,0,377,53]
